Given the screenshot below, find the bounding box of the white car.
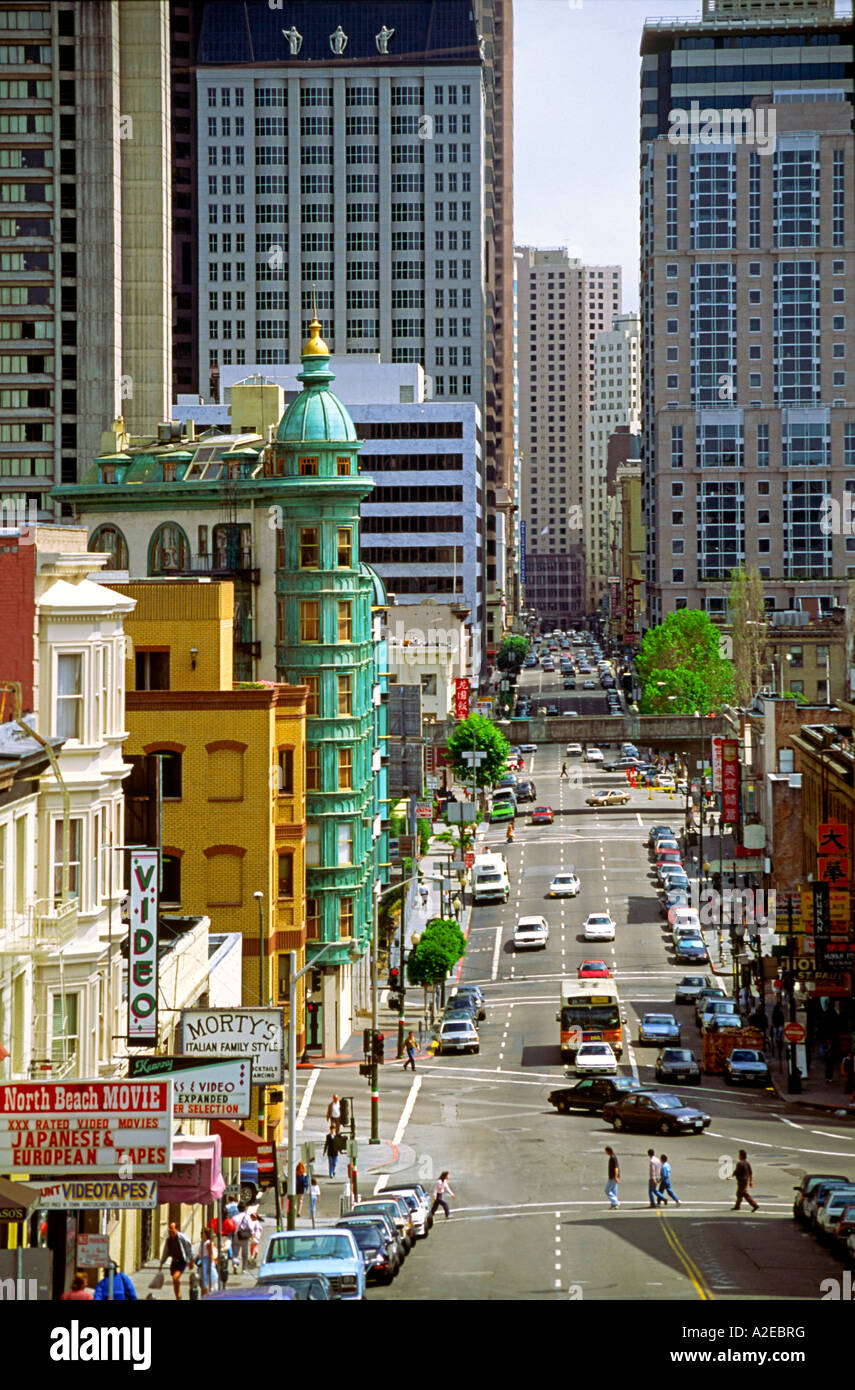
[585,747,604,763]
[657,775,676,791]
[574,1042,618,1076]
[436,1019,480,1055]
[566,743,584,757]
[513,915,550,950]
[671,907,701,933]
[583,912,616,941]
[548,871,581,898]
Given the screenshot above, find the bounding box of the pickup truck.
[585,790,631,808]
[258,1229,365,1300]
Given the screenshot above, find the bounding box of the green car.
[490,800,515,823]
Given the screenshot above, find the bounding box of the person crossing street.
[733,1149,759,1211]
[658,1155,681,1206]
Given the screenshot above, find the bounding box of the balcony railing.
[0,911,32,958]
[32,898,78,952]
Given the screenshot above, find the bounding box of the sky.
[513,0,852,311]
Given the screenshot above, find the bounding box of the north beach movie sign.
[128,849,159,1046]
[179,1008,286,1084]
[0,1081,173,1174]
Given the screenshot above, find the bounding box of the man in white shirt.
[647,1149,665,1208]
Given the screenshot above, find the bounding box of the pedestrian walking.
[658,1154,681,1206]
[159,1221,194,1300]
[430,1171,455,1220]
[732,1149,759,1211]
[295,1159,308,1217]
[560,762,569,780]
[420,884,429,909]
[93,1267,137,1301]
[249,1211,263,1266]
[326,1093,342,1134]
[647,1150,666,1207]
[233,1202,253,1271]
[61,1274,93,1301]
[198,1227,215,1296]
[310,1177,321,1219]
[403,1030,417,1072]
[605,1146,620,1209]
[323,1122,340,1179]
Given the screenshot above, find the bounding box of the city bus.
[557,979,623,1061]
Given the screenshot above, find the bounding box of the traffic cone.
[648,784,653,801]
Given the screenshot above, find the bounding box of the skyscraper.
[640,0,854,627]
[0,1,172,523]
[585,314,641,611]
[516,247,621,625]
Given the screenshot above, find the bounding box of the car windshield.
[681,977,705,986]
[732,1050,760,1062]
[588,916,611,925]
[580,1045,610,1055]
[265,1235,353,1263]
[340,1226,380,1250]
[646,1016,675,1026]
[554,875,576,884]
[653,1095,685,1110]
[663,1050,693,1062]
[442,1022,472,1033]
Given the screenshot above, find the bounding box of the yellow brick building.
[115,578,308,1060]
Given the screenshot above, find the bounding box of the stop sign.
[783,1022,806,1044]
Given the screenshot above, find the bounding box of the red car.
[531,806,554,824]
[578,960,611,979]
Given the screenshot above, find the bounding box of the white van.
[471,852,510,904]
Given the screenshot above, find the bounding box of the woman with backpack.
[233,1201,254,1272]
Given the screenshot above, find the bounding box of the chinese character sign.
[818,820,849,888]
[711,737,724,793]
[454,678,470,720]
[720,739,740,825]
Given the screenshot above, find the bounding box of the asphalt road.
[357,671,855,1302]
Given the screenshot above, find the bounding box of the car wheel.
[240,1183,258,1204]
[659,1121,671,1136]
[473,1046,480,1054]
[558,1099,570,1115]
[724,1071,733,1085]
[381,1270,395,1286]
[612,1116,624,1131]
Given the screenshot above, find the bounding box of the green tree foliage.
[406,916,467,987]
[636,610,734,714]
[444,713,510,788]
[496,634,530,672]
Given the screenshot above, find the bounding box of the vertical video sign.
[720,739,740,825]
[454,678,470,720]
[128,850,159,1046]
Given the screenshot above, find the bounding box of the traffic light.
[388,995,402,1015]
[363,1028,372,1057]
[388,966,400,993]
[340,1097,351,1128]
[358,1062,372,1078]
[373,1031,385,1064]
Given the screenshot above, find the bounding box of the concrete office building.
[516,247,621,623]
[640,0,854,627]
[585,315,641,611]
[0,0,172,523]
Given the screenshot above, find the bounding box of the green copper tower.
[272,318,385,1043]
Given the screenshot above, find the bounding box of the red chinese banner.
[453,678,470,720]
[818,820,848,862]
[720,738,740,824]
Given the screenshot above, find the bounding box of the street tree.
[496,634,529,673]
[728,566,767,705]
[406,916,467,1012]
[445,713,510,789]
[636,610,734,713]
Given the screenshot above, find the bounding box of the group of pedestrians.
[155,1199,264,1300]
[605,1146,758,1212]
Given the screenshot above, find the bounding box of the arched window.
[149,522,189,575]
[89,524,128,571]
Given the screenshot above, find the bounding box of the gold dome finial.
[302,316,329,357]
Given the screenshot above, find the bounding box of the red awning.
[157,1135,226,1206]
[210,1119,267,1159]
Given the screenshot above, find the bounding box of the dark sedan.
[602,1091,711,1135]
[515,779,537,803]
[724,1048,772,1087]
[333,1218,399,1285]
[793,1173,850,1224]
[548,1076,642,1115]
[655,1048,701,1085]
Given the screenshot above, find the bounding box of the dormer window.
[299,456,319,476]
[337,457,351,476]
[162,462,177,482]
[100,465,117,484]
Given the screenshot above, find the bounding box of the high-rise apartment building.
[517,247,621,624]
[0,1,172,523]
[640,0,854,627]
[585,314,641,610]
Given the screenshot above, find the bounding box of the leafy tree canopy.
[496,635,530,672]
[636,611,734,714]
[445,713,510,788]
[406,916,467,987]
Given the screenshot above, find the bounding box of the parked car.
[351,1197,415,1253]
[639,1013,681,1046]
[548,870,580,897]
[333,1217,400,1285]
[694,987,728,1022]
[574,1042,618,1076]
[803,1179,855,1230]
[815,1187,855,1242]
[830,1202,855,1257]
[205,1278,335,1301]
[490,800,515,824]
[655,1048,701,1085]
[447,985,486,1021]
[436,1018,480,1055]
[513,915,550,951]
[549,1076,641,1115]
[793,1173,850,1225]
[383,1184,433,1238]
[724,1048,772,1087]
[648,825,676,847]
[699,999,740,1031]
[515,779,537,803]
[602,1091,711,1136]
[258,1230,365,1300]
